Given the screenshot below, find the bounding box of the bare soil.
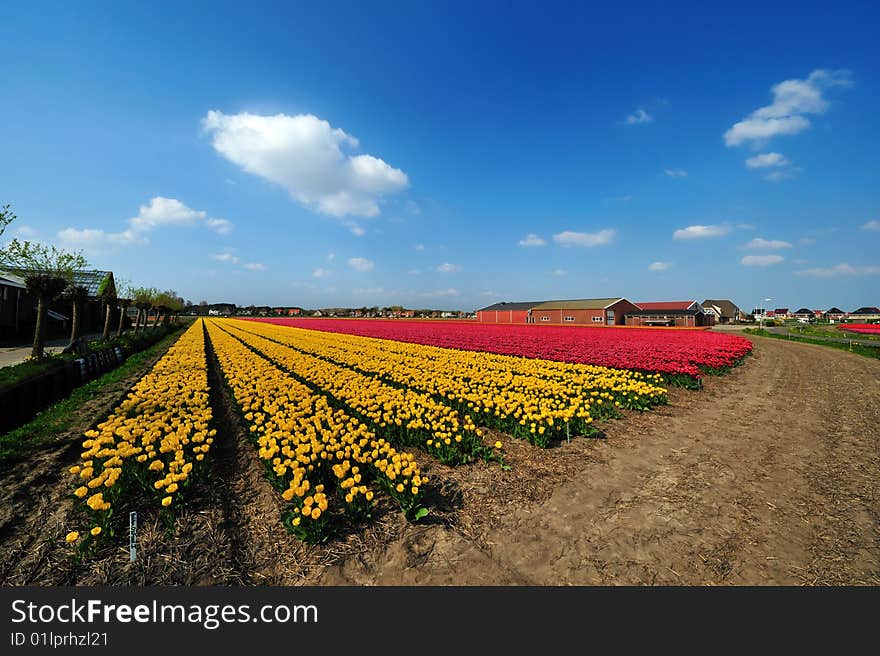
[1,334,878,585]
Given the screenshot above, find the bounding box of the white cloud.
[407,269,421,275]
[312,267,331,278]
[799,237,817,246]
[414,243,425,251]
[664,169,688,178]
[623,108,653,124]
[202,110,409,219]
[736,223,756,230]
[243,262,267,271]
[212,253,241,264]
[518,233,546,247]
[724,69,852,146]
[353,286,385,295]
[741,254,785,267]
[765,170,796,182]
[437,263,461,273]
[745,152,789,168]
[552,268,566,276]
[745,237,792,249]
[205,217,234,234]
[11,225,38,238]
[861,220,880,231]
[648,261,672,271]
[58,197,233,254]
[673,224,730,240]
[327,252,336,261]
[419,288,460,297]
[57,227,145,252]
[348,257,374,272]
[794,263,880,277]
[344,221,366,236]
[552,229,616,247]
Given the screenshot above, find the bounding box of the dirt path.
[316,336,880,585]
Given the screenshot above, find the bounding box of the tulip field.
[839,323,880,335]
[249,318,753,385]
[63,317,751,547]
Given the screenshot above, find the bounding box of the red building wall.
[476,309,530,323]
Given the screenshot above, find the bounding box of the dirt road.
[318,335,880,585]
[2,334,878,585]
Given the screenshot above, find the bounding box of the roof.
[477,301,543,312]
[636,301,697,311]
[0,268,113,296]
[793,307,813,314]
[625,309,700,316]
[702,299,741,316]
[852,306,880,314]
[774,308,789,313]
[824,307,845,314]
[532,298,625,310]
[0,270,26,289]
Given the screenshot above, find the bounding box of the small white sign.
[129,511,137,562]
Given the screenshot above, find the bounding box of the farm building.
[824,307,847,321]
[774,308,790,319]
[0,270,33,339]
[625,301,714,327]
[702,299,744,323]
[850,306,880,321]
[529,298,639,326]
[0,268,114,340]
[476,301,542,324]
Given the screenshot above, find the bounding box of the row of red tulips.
[245,318,752,382]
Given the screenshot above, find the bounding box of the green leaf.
[412,507,430,521]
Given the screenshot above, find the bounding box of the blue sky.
[1,1,878,311]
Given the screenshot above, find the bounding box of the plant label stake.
[129,511,137,562]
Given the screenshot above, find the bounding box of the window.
[540,316,549,322]
[591,316,603,323]
[563,316,575,322]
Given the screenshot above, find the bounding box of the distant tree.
[0,238,88,358]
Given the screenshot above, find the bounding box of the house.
[702,299,744,324]
[792,307,814,321]
[824,307,847,321]
[0,270,33,339]
[0,268,114,338]
[625,301,714,327]
[475,301,542,324]
[529,298,640,326]
[849,306,880,321]
[402,310,416,318]
[774,308,790,319]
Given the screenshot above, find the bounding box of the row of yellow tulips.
[226,319,667,447]
[205,321,428,541]
[66,320,214,546]
[217,321,486,464]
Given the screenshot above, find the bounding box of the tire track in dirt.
[318,336,880,585]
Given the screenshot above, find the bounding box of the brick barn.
[529,298,639,326]
[475,301,541,324]
[625,301,714,327]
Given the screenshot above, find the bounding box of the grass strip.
[743,328,880,360]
